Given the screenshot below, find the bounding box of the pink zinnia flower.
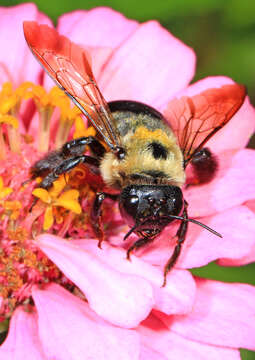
[0,3,255,359]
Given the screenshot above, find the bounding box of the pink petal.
[32,283,140,360]
[179,205,255,268]
[217,204,255,266]
[73,239,196,315]
[36,234,154,328]
[136,205,255,270]
[0,3,52,87]
[139,312,241,360]
[57,7,138,47]
[39,7,139,87]
[185,149,255,217]
[140,345,168,360]
[99,20,195,108]
[0,307,46,359]
[217,249,255,266]
[159,278,255,350]
[167,76,255,153]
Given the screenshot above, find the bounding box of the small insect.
[23,22,246,286]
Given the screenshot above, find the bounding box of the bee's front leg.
[91,192,119,247]
[126,236,155,260]
[163,201,189,287]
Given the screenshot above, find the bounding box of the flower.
[0,3,255,359]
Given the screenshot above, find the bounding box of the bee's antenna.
[166,215,222,238]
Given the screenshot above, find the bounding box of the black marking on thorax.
[147,142,168,159]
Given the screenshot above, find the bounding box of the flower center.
[0,81,100,319]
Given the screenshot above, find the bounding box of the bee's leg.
[39,155,100,189]
[29,155,100,212]
[31,136,105,179]
[162,201,189,287]
[126,236,155,260]
[91,192,119,247]
[187,147,218,186]
[62,136,106,158]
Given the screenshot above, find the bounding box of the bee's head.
[119,185,184,237]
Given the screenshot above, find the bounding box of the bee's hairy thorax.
[100,110,185,189]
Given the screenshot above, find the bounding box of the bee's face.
[119,185,184,235]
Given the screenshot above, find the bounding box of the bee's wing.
[164,84,246,167]
[23,21,121,150]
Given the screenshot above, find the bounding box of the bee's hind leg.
[31,136,105,182]
[62,136,106,158]
[39,155,100,189]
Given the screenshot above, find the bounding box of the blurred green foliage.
[1,0,255,358]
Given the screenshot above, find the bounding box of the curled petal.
[74,239,196,315]
[0,307,46,359]
[138,312,241,360]
[36,234,154,328]
[32,283,140,360]
[159,279,255,350]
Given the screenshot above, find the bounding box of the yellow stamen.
[73,116,96,139]
[43,206,54,230]
[32,188,51,204]
[0,176,13,199]
[56,190,81,214]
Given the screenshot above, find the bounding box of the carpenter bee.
[23,22,246,286]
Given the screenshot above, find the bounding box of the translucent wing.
[23,21,121,150]
[164,84,246,166]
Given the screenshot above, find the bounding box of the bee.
[23,22,246,286]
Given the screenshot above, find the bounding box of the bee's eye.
[119,192,139,227]
[123,195,139,214]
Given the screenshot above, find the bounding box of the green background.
[1,1,255,359]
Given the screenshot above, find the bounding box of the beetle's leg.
[91,192,119,247]
[126,236,155,260]
[162,201,189,287]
